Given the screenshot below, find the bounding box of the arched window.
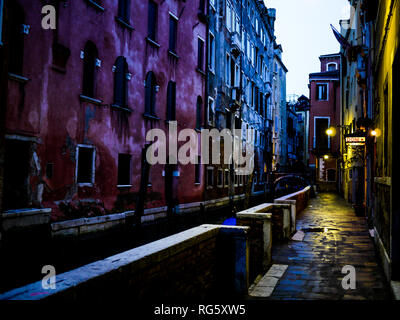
[166,81,176,121]
[82,41,98,98]
[196,96,202,129]
[327,63,337,71]
[118,0,131,23]
[7,1,25,75]
[113,56,128,108]
[145,71,157,116]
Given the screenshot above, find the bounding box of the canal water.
[0,195,270,294]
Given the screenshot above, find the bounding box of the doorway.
[3,139,31,210]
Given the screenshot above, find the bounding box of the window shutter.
[145,73,152,114]
[166,81,176,121]
[114,57,127,107]
[148,1,157,40]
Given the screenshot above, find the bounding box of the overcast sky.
[265,0,350,99]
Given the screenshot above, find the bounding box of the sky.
[265,0,351,99]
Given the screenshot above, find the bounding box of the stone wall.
[236,202,290,284]
[275,186,311,215]
[0,224,249,300]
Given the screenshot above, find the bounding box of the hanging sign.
[345,135,366,146]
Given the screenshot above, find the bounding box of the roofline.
[274,54,288,73]
[319,53,341,59]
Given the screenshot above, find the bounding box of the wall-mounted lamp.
[324,155,329,160]
[370,128,381,137]
[326,127,336,137]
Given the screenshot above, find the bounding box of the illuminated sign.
[345,136,365,146]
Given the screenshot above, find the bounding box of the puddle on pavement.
[302,227,339,233]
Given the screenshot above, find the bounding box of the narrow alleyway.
[266,193,392,300]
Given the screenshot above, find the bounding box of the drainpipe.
[204,2,209,215]
[0,1,9,243]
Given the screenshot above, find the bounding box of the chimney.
[267,8,276,31]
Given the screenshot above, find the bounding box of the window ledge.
[77,183,94,187]
[168,50,180,59]
[85,0,105,12]
[111,104,132,113]
[196,68,206,76]
[115,17,134,30]
[165,119,177,124]
[146,37,160,48]
[51,65,67,74]
[79,94,103,105]
[194,183,201,186]
[117,185,132,188]
[8,73,29,84]
[143,113,160,120]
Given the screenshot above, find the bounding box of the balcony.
[230,32,242,58]
[230,87,242,109]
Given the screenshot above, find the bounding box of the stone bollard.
[271,204,291,239]
[236,211,272,283]
[275,199,297,234]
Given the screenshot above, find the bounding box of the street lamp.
[326,127,336,136]
[370,128,381,137]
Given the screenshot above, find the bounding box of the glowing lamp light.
[324,155,329,160]
[370,128,381,137]
[326,127,336,136]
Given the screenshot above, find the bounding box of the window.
[226,1,232,31]
[226,53,230,85]
[166,81,176,121]
[210,0,216,9]
[117,154,131,186]
[195,156,201,184]
[148,1,158,41]
[7,1,25,75]
[0,0,4,45]
[76,146,95,184]
[3,139,31,210]
[197,37,204,71]
[209,32,215,72]
[217,169,223,187]
[207,167,214,187]
[196,96,202,129]
[199,0,206,14]
[230,58,235,87]
[82,41,98,98]
[208,97,215,125]
[118,0,131,23]
[316,83,328,101]
[255,87,259,112]
[224,169,229,187]
[145,71,157,116]
[113,57,129,108]
[169,15,178,53]
[327,63,337,71]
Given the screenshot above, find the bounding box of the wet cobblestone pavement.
[268,193,392,300]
